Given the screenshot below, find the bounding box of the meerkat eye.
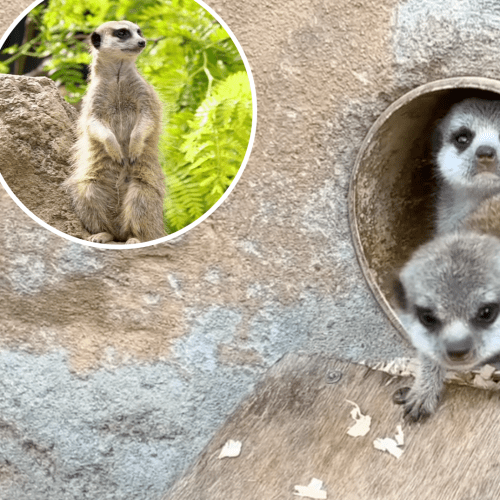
[113,29,130,39]
[137,29,143,37]
[472,303,500,327]
[452,127,473,151]
[416,307,441,330]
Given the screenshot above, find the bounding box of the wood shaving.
[472,374,497,390]
[218,440,242,459]
[445,370,475,385]
[373,437,404,459]
[359,357,417,377]
[374,426,405,459]
[479,364,496,380]
[394,424,404,446]
[361,358,500,391]
[345,400,371,437]
[293,478,327,499]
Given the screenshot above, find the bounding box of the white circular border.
[0,0,257,249]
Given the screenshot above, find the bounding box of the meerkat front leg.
[87,117,125,164]
[128,113,156,163]
[395,354,446,422]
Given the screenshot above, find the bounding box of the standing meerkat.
[393,231,500,421]
[434,98,500,234]
[64,20,166,244]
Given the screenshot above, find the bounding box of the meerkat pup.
[434,97,500,235]
[463,192,500,238]
[64,20,166,244]
[393,231,500,421]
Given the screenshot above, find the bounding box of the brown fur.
[64,20,166,244]
[464,193,500,238]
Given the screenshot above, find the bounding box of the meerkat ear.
[90,32,101,49]
[431,124,443,158]
[391,275,407,311]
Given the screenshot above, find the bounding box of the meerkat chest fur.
[75,20,162,168]
[86,63,149,152]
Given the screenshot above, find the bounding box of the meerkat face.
[394,232,500,369]
[435,98,500,190]
[90,20,146,61]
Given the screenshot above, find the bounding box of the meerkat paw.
[103,135,125,164]
[128,150,142,164]
[87,232,114,244]
[125,237,141,244]
[128,131,146,164]
[393,386,440,422]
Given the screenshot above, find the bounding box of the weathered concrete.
[2,0,499,498]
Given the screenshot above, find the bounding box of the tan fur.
[463,193,500,238]
[64,20,166,244]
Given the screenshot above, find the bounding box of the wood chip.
[345,400,371,437]
[360,357,418,377]
[472,374,497,390]
[362,357,500,391]
[374,425,405,459]
[293,478,327,499]
[394,424,404,446]
[218,440,242,459]
[479,364,496,380]
[373,437,404,459]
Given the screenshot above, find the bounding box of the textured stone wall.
[3,0,499,498]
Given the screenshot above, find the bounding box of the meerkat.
[64,20,166,244]
[434,97,500,235]
[392,231,500,421]
[462,192,500,238]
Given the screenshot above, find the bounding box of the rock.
[0,74,85,238]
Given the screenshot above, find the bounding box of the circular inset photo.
[349,76,500,340]
[0,0,256,248]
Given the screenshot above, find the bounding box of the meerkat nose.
[476,145,497,160]
[445,337,473,360]
[138,40,146,48]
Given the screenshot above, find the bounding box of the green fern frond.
[162,71,253,232]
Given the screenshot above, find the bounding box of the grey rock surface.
[2,0,496,498]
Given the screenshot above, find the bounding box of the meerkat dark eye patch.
[415,306,442,331]
[452,127,474,151]
[137,29,143,37]
[113,29,131,40]
[471,303,500,328]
